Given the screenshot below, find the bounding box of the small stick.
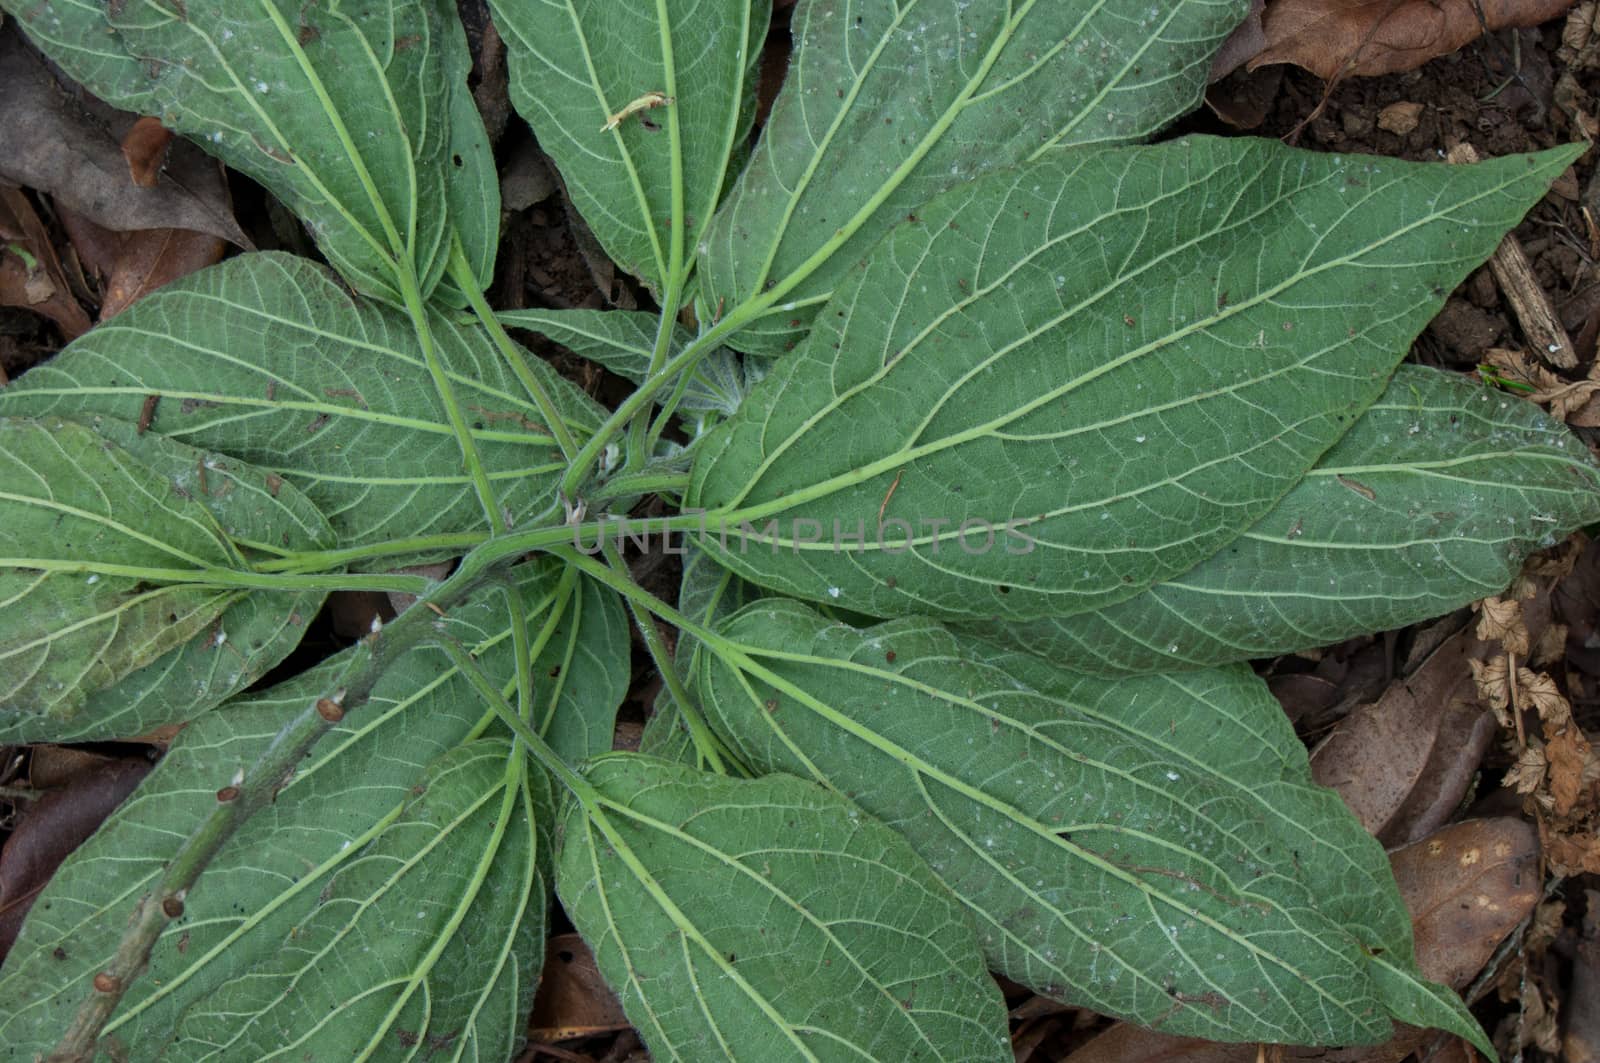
[877,468,904,528]
[1489,234,1577,369]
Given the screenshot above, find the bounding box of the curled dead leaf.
[1477,596,1530,656]
[1248,0,1576,81]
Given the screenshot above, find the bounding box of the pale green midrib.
[746,0,1043,309]
[0,583,220,660]
[603,794,939,1057]
[909,769,1205,1030]
[448,777,541,1062]
[535,582,580,738]
[717,646,1373,1029]
[711,161,1548,522]
[652,0,686,293]
[1303,452,1591,481]
[259,0,413,270]
[355,752,525,1061]
[545,1,667,283]
[496,311,656,359]
[4,386,562,448]
[216,756,509,1060]
[964,0,1110,107]
[720,153,1335,506]
[741,641,1322,909]
[714,401,1322,559]
[1023,0,1201,156]
[0,491,222,569]
[695,0,755,259]
[345,11,425,263]
[741,0,922,295]
[577,813,693,1061]
[715,153,1315,508]
[579,793,822,1061]
[158,6,399,281]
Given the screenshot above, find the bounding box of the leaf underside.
[493,0,771,293]
[3,0,475,302]
[560,755,1012,1062]
[966,364,1600,672]
[699,0,1253,353]
[0,563,579,1060]
[695,600,1485,1047]
[0,254,604,561]
[689,138,1582,621]
[0,415,332,739]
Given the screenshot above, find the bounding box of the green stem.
[434,635,594,802]
[559,308,756,500]
[448,237,581,462]
[625,274,686,471]
[586,467,691,504]
[10,559,430,595]
[600,542,726,774]
[254,532,490,573]
[44,556,493,1063]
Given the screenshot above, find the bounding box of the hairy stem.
[448,237,581,462]
[600,541,727,774]
[44,557,495,1062]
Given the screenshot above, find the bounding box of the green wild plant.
[0,0,1592,1059]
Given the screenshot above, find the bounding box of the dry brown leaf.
[1470,655,1513,722]
[1390,818,1541,990]
[1505,740,1548,794]
[99,228,226,320]
[1477,596,1530,655]
[1545,727,1594,816]
[0,753,151,962]
[1249,0,1576,80]
[1545,828,1600,874]
[528,933,631,1043]
[0,187,91,340]
[1310,631,1498,846]
[1517,668,1573,726]
[0,22,248,247]
[1483,347,1600,426]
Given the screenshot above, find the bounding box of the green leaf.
[0,562,565,1059]
[434,60,504,305]
[693,600,1486,1047]
[688,138,1581,620]
[967,364,1600,673]
[172,740,551,1059]
[0,254,604,561]
[558,754,1011,1062]
[0,415,333,742]
[698,0,1253,353]
[531,565,631,764]
[500,307,756,416]
[493,0,771,293]
[0,416,326,737]
[3,0,477,302]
